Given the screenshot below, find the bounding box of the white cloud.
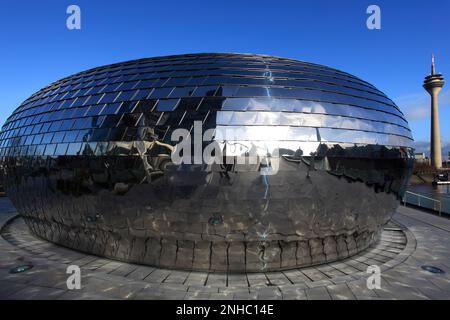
[395,89,450,122]
[413,140,450,157]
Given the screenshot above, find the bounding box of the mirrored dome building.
[0,53,414,272]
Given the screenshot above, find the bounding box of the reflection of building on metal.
[0,53,414,272]
[424,54,445,169]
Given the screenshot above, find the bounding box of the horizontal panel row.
[20,70,386,109]
[0,116,413,154]
[3,97,408,138]
[0,133,413,159]
[0,110,215,144]
[4,87,402,129]
[15,76,394,110]
[215,125,413,147]
[0,99,410,145]
[223,88,401,115]
[25,55,376,100]
[0,110,409,149]
[11,78,396,121]
[217,111,411,138]
[70,58,365,83]
[221,98,408,127]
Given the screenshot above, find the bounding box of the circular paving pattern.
[1,214,416,300]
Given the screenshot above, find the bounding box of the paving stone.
[306,279,333,288]
[374,281,429,300]
[71,256,100,267]
[417,286,448,300]
[0,280,28,298]
[246,273,269,286]
[163,270,190,284]
[143,269,171,283]
[184,272,208,286]
[227,274,249,287]
[185,292,212,300]
[210,292,234,300]
[305,287,331,300]
[282,269,311,284]
[428,276,450,292]
[95,261,124,274]
[127,266,155,280]
[280,288,307,300]
[301,268,330,282]
[330,275,357,284]
[326,283,355,300]
[82,277,147,299]
[134,287,186,300]
[159,283,188,292]
[206,273,227,286]
[255,287,282,300]
[57,290,116,300]
[265,272,291,286]
[7,285,67,300]
[233,291,258,300]
[218,287,249,294]
[110,264,140,277]
[347,280,379,300]
[315,265,346,278]
[187,285,219,293]
[27,269,69,290]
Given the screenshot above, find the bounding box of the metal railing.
[402,191,442,216]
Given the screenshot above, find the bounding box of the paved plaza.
[0,197,450,300]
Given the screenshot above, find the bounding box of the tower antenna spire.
[432,53,436,75]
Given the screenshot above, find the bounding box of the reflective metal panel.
[0,53,414,272]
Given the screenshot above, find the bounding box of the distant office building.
[415,152,426,160]
[414,152,430,165]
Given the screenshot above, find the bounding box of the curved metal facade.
[0,53,413,272]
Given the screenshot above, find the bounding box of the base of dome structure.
[23,216,381,272]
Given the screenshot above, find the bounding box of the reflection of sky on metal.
[221,98,409,128]
[217,111,411,138]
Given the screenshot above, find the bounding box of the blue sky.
[0,0,449,154]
